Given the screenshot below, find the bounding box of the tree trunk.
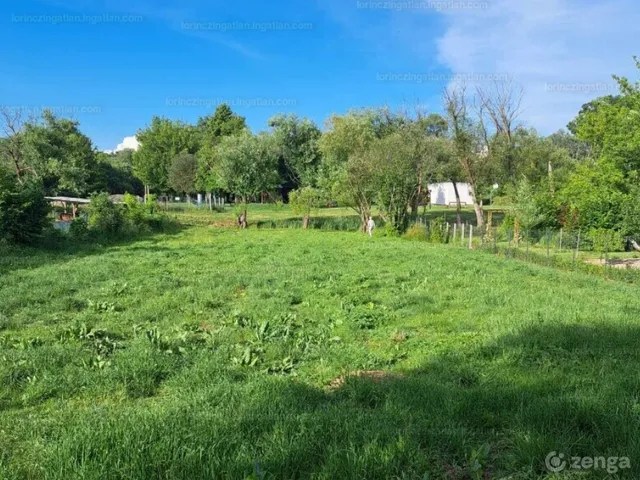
[411,169,422,216]
[236,197,248,228]
[360,211,368,233]
[472,200,484,227]
[302,215,309,229]
[451,179,462,227]
[12,158,24,184]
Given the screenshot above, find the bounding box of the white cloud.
[104,136,140,154]
[435,0,640,133]
[319,0,638,133]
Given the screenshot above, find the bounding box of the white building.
[428,182,474,207]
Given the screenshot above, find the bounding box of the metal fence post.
[546,228,551,265]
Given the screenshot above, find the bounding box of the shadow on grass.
[0,225,187,277]
[9,322,637,479]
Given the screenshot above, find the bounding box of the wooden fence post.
[469,225,473,249]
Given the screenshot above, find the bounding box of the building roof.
[45,196,91,204]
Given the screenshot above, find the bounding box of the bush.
[123,193,149,225]
[84,193,178,240]
[428,218,448,244]
[68,217,90,241]
[589,228,625,254]
[87,193,125,237]
[381,222,399,237]
[403,223,428,242]
[0,173,50,245]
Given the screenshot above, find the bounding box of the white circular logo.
[545,452,567,473]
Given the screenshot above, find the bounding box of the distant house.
[428,182,474,207]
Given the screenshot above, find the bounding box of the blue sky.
[1,0,638,151]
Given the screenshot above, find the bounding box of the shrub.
[123,193,148,225]
[87,193,125,237]
[289,187,326,228]
[589,228,625,254]
[68,217,89,241]
[0,173,50,245]
[496,214,516,242]
[146,214,180,234]
[381,222,399,237]
[403,223,428,242]
[428,218,448,244]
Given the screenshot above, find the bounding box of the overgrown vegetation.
[0,171,50,245]
[3,60,640,243]
[1,228,639,478]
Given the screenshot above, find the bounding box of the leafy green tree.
[548,130,591,161]
[420,113,449,138]
[319,110,378,231]
[512,177,543,236]
[559,58,640,234]
[134,117,199,193]
[622,182,640,238]
[368,132,421,233]
[444,86,487,226]
[429,137,465,225]
[0,107,32,183]
[168,152,198,199]
[19,110,97,196]
[406,115,448,215]
[560,161,626,231]
[87,193,125,237]
[0,172,50,245]
[216,132,280,224]
[268,114,322,197]
[109,149,136,171]
[289,186,326,229]
[503,128,574,194]
[196,104,247,193]
[92,151,144,195]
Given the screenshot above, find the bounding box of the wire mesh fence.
[412,217,640,283]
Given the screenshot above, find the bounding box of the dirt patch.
[326,370,403,392]
[584,258,640,269]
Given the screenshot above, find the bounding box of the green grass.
[163,202,498,229]
[1,227,639,479]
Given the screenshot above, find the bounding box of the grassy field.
[1,227,640,478]
[161,203,500,229]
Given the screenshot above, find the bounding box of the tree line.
[2,59,640,244]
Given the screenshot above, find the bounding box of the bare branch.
[0,106,28,182]
[475,79,524,141]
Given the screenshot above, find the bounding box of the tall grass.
[1,228,639,478]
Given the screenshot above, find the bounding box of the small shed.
[45,196,91,220]
[428,183,474,207]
